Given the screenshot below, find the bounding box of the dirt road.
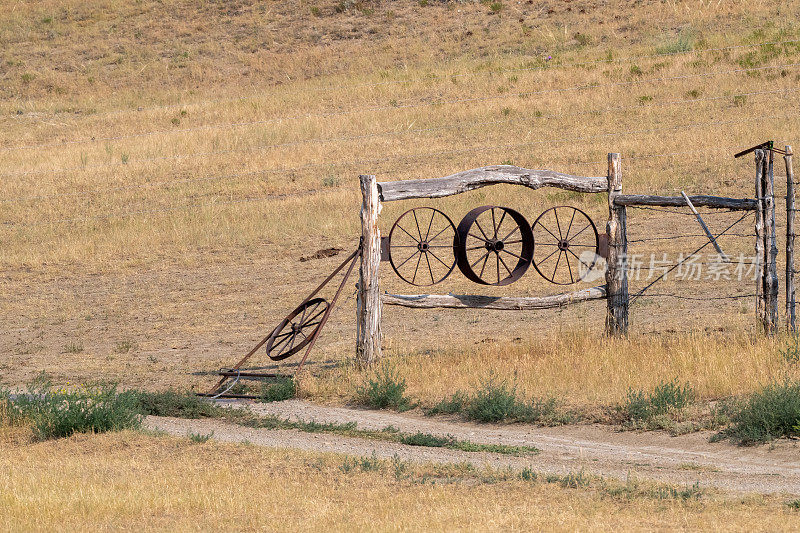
[144,399,800,495]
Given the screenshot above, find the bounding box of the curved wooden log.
[613,194,756,211]
[377,165,607,202]
[381,286,607,310]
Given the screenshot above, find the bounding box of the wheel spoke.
[423,209,435,241]
[564,209,577,241]
[498,253,513,276]
[479,253,490,278]
[495,210,507,239]
[565,250,575,283]
[471,251,490,268]
[428,249,451,268]
[396,250,420,270]
[504,239,522,245]
[474,219,490,241]
[501,225,519,242]
[501,249,525,261]
[302,319,323,329]
[469,232,490,243]
[411,252,423,284]
[304,306,327,325]
[537,222,560,243]
[396,224,421,243]
[567,223,592,242]
[412,209,423,241]
[284,333,298,355]
[298,304,309,325]
[425,253,435,284]
[567,248,593,271]
[273,332,294,352]
[496,254,500,284]
[466,245,486,251]
[553,207,564,239]
[552,250,563,281]
[537,247,560,265]
[427,225,451,243]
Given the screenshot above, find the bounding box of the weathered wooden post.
[357,174,382,366]
[765,149,779,334]
[755,150,766,330]
[786,145,796,332]
[605,152,628,336]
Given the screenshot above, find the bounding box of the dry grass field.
[1,429,799,532]
[2,0,800,527]
[2,0,799,403]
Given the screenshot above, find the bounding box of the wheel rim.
[454,205,534,286]
[388,207,457,286]
[265,297,329,361]
[531,206,599,285]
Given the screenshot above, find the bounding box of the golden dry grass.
[1,430,798,531]
[303,331,800,407]
[1,0,800,402]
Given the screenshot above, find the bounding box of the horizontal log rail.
[378,165,607,202]
[382,286,607,310]
[614,194,757,210]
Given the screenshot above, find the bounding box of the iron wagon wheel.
[265,297,329,361]
[388,207,458,286]
[531,206,599,285]
[454,205,534,286]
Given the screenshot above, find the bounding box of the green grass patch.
[133,389,219,418]
[398,431,536,456]
[188,431,213,443]
[355,364,415,412]
[133,389,535,456]
[259,377,296,403]
[428,377,572,425]
[1,376,141,441]
[713,380,800,445]
[620,378,696,431]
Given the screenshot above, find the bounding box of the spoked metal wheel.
[388,207,457,286]
[455,205,534,286]
[531,206,599,285]
[265,297,329,361]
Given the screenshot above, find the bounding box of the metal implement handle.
[204,243,362,395]
[681,191,729,262]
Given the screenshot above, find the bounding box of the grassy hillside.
[1,0,799,399]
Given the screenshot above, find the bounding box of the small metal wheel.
[265,297,329,361]
[454,205,534,286]
[531,206,599,285]
[388,207,457,286]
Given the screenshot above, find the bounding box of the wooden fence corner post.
[605,153,628,336]
[786,145,796,332]
[766,148,779,334]
[357,174,382,366]
[754,149,767,333]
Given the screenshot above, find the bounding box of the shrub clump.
[133,389,219,418]
[355,364,415,412]
[715,380,800,445]
[429,377,570,425]
[259,377,296,403]
[621,378,695,427]
[2,377,141,441]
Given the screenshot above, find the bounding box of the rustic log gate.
[356,148,796,365]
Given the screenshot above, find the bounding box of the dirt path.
[144,399,800,495]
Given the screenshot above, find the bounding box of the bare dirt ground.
[144,399,800,496]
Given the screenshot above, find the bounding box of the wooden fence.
[355,149,795,365]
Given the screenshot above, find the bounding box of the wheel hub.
[558,240,570,251]
[417,241,430,252]
[484,239,505,252]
